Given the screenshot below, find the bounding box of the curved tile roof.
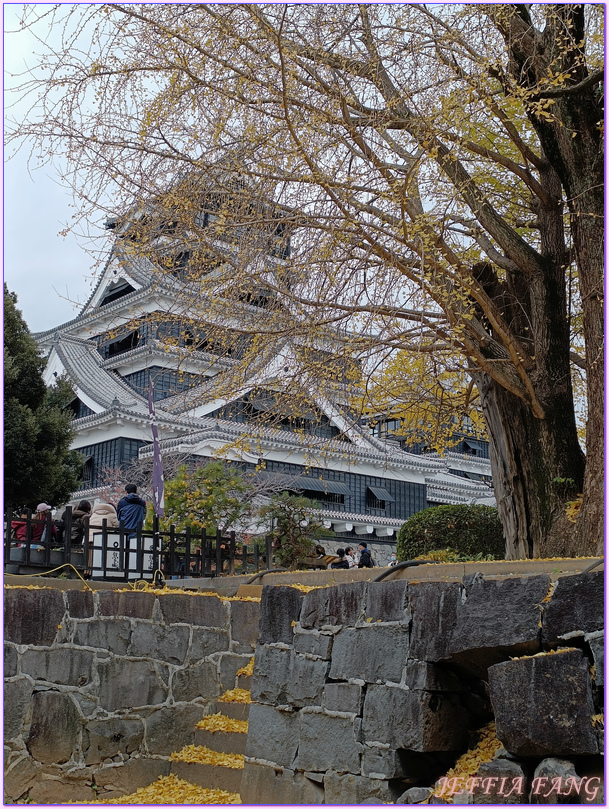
[54,335,145,410]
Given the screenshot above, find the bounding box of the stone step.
[194,728,248,756]
[236,673,252,690]
[216,701,251,721]
[169,760,243,794]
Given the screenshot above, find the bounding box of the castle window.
[366,486,395,510]
[107,330,139,357]
[99,280,136,307]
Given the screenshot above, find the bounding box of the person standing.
[357,541,374,568]
[344,546,356,568]
[116,484,147,538]
[70,500,92,545]
[330,548,350,570]
[90,501,120,529]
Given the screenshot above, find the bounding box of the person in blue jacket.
[116,484,147,537]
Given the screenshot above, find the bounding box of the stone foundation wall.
[4,586,259,803]
[242,571,604,804]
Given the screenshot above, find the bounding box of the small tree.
[4,285,82,508]
[259,492,325,569]
[397,504,504,561]
[161,461,255,535]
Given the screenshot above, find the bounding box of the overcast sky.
[4,5,106,333]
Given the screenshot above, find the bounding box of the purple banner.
[148,380,165,517]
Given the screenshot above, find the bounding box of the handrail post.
[201,528,208,577]
[229,530,236,576]
[265,534,273,570]
[42,511,52,566]
[5,507,13,565]
[25,510,33,565]
[64,505,72,567]
[215,528,222,577]
[183,526,191,579]
[242,537,248,575]
[184,522,191,578]
[102,519,110,579]
[82,515,90,578]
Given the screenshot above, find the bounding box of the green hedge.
[397,504,505,561]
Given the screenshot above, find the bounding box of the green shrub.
[396,504,504,561]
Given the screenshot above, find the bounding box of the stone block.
[4,643,17,678]
[294,629,333,659]
[488,649,598,756]
[66,589,95,618]
[145,703,207,756]
[323,769,404,804]
[4,678,33,740]
[21,647,95,686]
[219,652,255,692]
[362,684,469,751]
[27,775,96,805]
[98,590,156,619]
[73,619,131,655]
[397,786,433,804]
[98,658,169,711]
[366,580,409,622]
[240,760,324,804]
[129,622,190,664]
[469,758,528,803]
[296,711,362,773]
[218,701,250,720]
[362,746,412,779]
[245,703,300,768]
[195,727,248,756]
[408,581,462,661]
[229,598,260,650]
[330,625,409,683]
[529,757,583,804]
[3,755,41,801]
[170,760,243,794]
[73,692,99,718]
[158,592,228,627]
[4,588,65,646]
[94,758,170,795]
[300,581,367,628]
[171,660,219,703]
[83,718,144,765]
[258,585,304,645]
[26,691,81,764]
[190,627,230,660]
[251,645,328,707]
[403,661,464,692]
[542,571,604,644]
[586,630,604,687]
[237,672,252,690]
[324,682,363,714]
[447,574,550,676]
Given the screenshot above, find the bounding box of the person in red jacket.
[13,503,57,547]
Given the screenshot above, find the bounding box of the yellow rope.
[4,563,94,590]
[128,570,166,590]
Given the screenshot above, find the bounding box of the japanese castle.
[35,181,494,562]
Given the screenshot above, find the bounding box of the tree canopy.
[4,285,82,508]
[6,4,603,557]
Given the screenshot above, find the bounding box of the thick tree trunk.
[492,3,604,555]
[475,372,585,559]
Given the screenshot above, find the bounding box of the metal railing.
[4,507,275,582]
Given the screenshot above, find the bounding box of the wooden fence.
[4,506,275,582]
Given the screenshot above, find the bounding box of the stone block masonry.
[4,566,604,804]
[3,585,259,803]
[241,570,604,804]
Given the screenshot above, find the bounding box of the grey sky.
[4,5,105,333]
